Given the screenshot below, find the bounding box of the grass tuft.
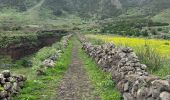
[136,43,164,72]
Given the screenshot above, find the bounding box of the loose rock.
[0,70,26,99]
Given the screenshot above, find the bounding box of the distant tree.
[157,28,163,31]
[142,30,149,37]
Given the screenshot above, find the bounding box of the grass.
[12,37,73,100]
[0,67,35,80]
[135,43,164,72]
[85,34,170,77]
[78,40,122,100]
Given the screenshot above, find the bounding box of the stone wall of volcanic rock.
[0,70,26,100]
[37,34,72,75]
[78,34,170,100]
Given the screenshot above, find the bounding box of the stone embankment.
[78,33,170,100]
[0,70,26,100]
[37,34,72,75]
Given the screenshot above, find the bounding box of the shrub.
[157,28,163,31]
[150,28,158,35]
[87,37,105,45]
[141,30,149,37]
[15,59,32,67]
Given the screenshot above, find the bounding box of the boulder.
[42,59,55,68]
[0,70,27,99]
[123,93,133,100]
[122,47,133,53]
[160,92,170,100]
[2,70,11,78]
[0,90,8,98]
[4,82,12,91]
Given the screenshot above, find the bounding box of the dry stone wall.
[0,70,26,100]
[37,34,72,75]
[78,34,170,100]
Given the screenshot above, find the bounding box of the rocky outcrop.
[79,34,170,100]
[0,70,27,100]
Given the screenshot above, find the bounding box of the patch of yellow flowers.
[86,34,170,58]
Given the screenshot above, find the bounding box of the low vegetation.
[0,0,41,12]
[86,34,170,77]
[99,18,169,37]
[0,33,37,48]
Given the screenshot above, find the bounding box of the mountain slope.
[26,0,45,13]
[0,0,41,11]
[152,8,170,23]
[42,0,122,18]
[119,0,170,17]
[0,0,170,20]
[40,0,170,19]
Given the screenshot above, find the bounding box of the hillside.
[40,0,170,19]
[152,8,170,23]
[0,0,170,20]
[119,0,170,18]
[0,0,41,11]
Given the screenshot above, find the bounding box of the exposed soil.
[0,30,67,60]
[55,42,101,100]
[0,36,60,60]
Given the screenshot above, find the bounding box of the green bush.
[157,28,163,31]
[150,28,158,35]
[15,59,33,67]
[141,30,149,37]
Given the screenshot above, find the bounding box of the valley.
[0,0,170,100]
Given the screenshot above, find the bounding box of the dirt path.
[55,41,100,100]
[23,0,45,20]
[26,0,45,13]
